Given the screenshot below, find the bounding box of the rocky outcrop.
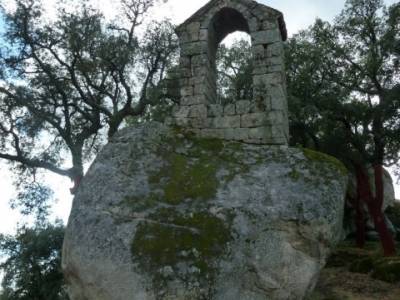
[62,122,347,300]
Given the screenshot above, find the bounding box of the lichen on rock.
[62,122,348,300]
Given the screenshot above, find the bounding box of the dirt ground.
[310,267,400,300]
[308,240,400,300]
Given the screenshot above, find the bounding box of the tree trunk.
[351,185,366,248]
[69,146,84,195]
[69,175,83,195]
[356,165,396,256]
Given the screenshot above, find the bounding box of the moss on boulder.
[62,122,348,300]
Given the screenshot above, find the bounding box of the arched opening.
[207,7,251,104]
[216,32,252,105]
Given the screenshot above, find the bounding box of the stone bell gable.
[169,0,289,145]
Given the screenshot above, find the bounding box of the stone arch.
[208,7,250,56]
[170,0,289,145]
[207,7,251,102]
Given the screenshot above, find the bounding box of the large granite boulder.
[62,122,347,300]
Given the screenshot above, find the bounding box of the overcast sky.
[0,0,399,235]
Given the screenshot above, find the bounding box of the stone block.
[191,55,207,66]
[178,78,189,86]
[253,73,283,86]
[224,128,249,141]
[244,138,264,144]
[164,117,175,126]
[181,41,207,56]
[236,100,251,114]
[175,117,190,127]
[213,116,241,128]
[252,44,265,59]
[190,117,207,128]
[188,104,207,119]
[267,135,288,145]
[188,76,205,86]
[262,20,278,30]
[266,43,284,57]
[266,64,284,73]
[172,106,190,118]
[252,29,281,45]
[200,128,224,139]
[186,128,201,136]
[179,67,192,78]
[241,112,268,128]
[250,6,269,19]
[223,103,236,116]
[194,83,207,95]
[253,66,267,75]
[249,126,272,139]
[199,29,208,41]
[270,97,285,111]
[248,17,260,32]
[180,86,193,97]
[179,56,191,68]
[180,95,207,106]
[267,56,284,66]
[269,85,286,110]
[186,22,201,40]
[271,125,285,138]
[250,97,267,113]
[207,104,223,117]
[267,110,284,124]
[192,66,208,76]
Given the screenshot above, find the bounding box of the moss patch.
[146,135,248,205]
[302,148,348,176]
[150,152,219,204]
[371,257,400,283]
[288,168,301,181]
[131,208,232,289]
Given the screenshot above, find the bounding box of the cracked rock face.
[62,122,347,300]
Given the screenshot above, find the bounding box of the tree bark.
[356,165,396,256]
[350,187,366,248]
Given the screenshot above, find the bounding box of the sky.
[0,0,399,235]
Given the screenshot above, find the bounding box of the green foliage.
[0,222,68,300]
[0,0,178,196]
[216,38,253,104]
[9,181,53,223]
[286,0,400,171]
[302,148,348,176]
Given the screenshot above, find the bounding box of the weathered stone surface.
[223,103,236,116]
[251,29,281,45]
[172,106,190,118]
[248,126,271,139]
[208,104,223,117]
[213,115,241,128]
[181,95,207,106]
[169,0,289,145]
[235,100,251,114]
[188,104,208,119]
[63,123,348,300]
[180,85,194,97]
[241,112,269,128]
